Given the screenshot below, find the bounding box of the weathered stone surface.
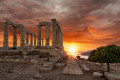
[81,64,90,71]
[39,67,53,73]
[30,59,39,64]
[62,58,83,75]
[34,73,41,79]
[55,62,66,68]
[104,72,120,80]
[93,72,103,77]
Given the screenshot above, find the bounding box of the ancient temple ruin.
[3,19,64,57]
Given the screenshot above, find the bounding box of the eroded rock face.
[93,72,103,77]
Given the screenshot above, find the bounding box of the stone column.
[38,25,41,47]
[42,38,44,46]
[51,19,56,48]
[46,24,50,46]
[3,22,8,49]
[26,32,29,44]
[20,26,25,48]
[30,33,33,46]
[34,35,36,46]
[13,27,17,47]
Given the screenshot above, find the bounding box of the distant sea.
[80,55,89,59]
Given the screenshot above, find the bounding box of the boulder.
[104,72,120,80]
[93,72,103,77]
[81,64,90,71]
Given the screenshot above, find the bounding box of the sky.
[0,0,120,52]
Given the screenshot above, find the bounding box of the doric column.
[34,35,36,46]
[42,38,44,46]
[51,19,56,48]
[30,33,33,46]
[3,22,8,49]
[26,32,29,44]
[46,24,50,46]
[38,25,41,47]
[13,27,17,47]
[20,25,25,48]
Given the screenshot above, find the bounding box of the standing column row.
[25,32,38,47]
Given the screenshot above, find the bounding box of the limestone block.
[21,59,26,63]
[81,64,90,71]
[30,59,39,64]
[55,62,66,68]
[39,58,48,65]
[104,72,120,80]
[49,57,59,63]
[43,62,55,68]
[93,72,103,77]
[15,59,22,63]
[34,73,41,79]
[25,59,30,64]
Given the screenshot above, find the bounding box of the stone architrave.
[46,24,50,46]
[13,26,17,47]
[3,22,8,48]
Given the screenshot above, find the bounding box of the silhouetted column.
[42,38,44,46]
[34,35,36,46]
[26,32,29,44]
[13,27,17,47]
[3,22,8,49]
[30,33,33,46]
[46,24,50,46]
[38,25,41,47]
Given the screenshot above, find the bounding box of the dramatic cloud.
[0,0,120,51]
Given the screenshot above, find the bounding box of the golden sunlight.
[68,46,77,53]
[64,43,79,57]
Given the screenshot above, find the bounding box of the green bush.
[88,45,120,72]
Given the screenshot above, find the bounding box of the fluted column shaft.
[30,34,33,46]
[3,22,8,49]
[20,26,25,48]
[46,24,50,46]
[38,25,41,47]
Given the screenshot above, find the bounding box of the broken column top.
[6,19,15,26]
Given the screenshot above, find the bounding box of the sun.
[69,46,76,53]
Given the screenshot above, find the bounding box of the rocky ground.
[0,58,108,80]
